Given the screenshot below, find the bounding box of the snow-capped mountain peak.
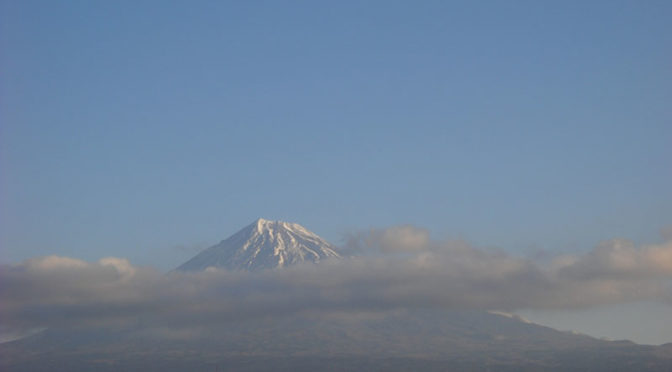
[176,218,341,272]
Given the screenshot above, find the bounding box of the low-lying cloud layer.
[2,226,671,334]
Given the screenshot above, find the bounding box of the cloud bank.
[1,227,671,334]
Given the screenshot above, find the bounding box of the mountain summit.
[176,218,341,271]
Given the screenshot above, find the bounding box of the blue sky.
[2,1,671,269]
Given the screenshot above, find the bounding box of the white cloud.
[1,226,671,335]
[553,239,672,278]
[370,225,430,253]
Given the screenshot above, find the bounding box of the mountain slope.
[3,310,671,372]
[176,218,340,271]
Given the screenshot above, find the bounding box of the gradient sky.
[1,1,671,343]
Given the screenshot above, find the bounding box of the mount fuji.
[176,218,341,272]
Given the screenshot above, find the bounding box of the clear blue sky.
[1,0,670,270]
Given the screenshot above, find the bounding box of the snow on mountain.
[176,218,341,271]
